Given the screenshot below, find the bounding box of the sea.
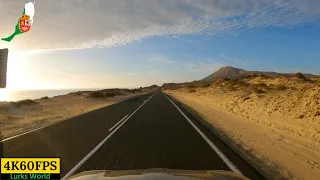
[0,89,101,102]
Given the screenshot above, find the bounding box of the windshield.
[0,1,319,180]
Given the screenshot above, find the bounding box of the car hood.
[67,169,249,180]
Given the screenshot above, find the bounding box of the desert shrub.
[237,82,250,88]
[104,92,118,97]
[100,89,122,96]
[40,96,49,100]
[187,89,196,93]
[123,89,135,93]
[0,102,21,111]
[293,72,310,82]
[228,79,239,86]
[314,78,320,84]
[275,85,287,91]
[277,75,286,79]
[253,89,266,94]
[88,91,105,98]
[134,88,142,93]
[169,86,181,90]
[187,83,196,88]
[17,99,39,106]
[258,83,268,88]
[197,82,211,88]
[240,75,253,80]
[250,84,266,94]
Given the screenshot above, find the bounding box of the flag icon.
[1,2,35,42]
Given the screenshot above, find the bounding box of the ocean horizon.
[0,88,102,102]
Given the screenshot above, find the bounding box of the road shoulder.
[165,92,280,180]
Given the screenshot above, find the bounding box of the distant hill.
[200,66,316,82]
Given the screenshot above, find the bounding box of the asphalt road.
[0,90,264,180]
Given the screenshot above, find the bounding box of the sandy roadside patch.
[165,85,320,180]
[0,92,147,140]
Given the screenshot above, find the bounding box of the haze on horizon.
[0,0,319,91]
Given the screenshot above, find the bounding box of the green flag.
[2,2,35,42]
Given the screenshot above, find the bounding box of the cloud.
[147,56,176,64]
[0,0,319,52]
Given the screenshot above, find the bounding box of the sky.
[0,0,319,90]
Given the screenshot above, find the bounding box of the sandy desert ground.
[0,87,154,140]
[165,75,320,180]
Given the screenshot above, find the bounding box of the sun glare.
[0,89,10,101]
[6,51,30,90]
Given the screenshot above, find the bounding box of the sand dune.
[164,75,320,180]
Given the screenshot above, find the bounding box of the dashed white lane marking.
[109,114,129,132]
[163,93,243,175]
[62,93,156,180]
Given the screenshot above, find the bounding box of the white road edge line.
[0,93,150,143]
[163,93,243,175]
[62,93,155,180]
[109,115,129,132]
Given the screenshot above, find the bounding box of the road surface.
[0,90,264,179]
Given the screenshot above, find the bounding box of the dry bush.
[133,88,142,93]
[227,79,240,86]
[187,89,196,93]
[237,82,250,89]
[17,99,39,106]
[69,92,82,96]
[293,73,308,81]
[259,74,267,78]
[88,91,105,98]
[250,84,266,94]
[198,82,211,88]
[105,92,118,97]
[240,82,250,87]
[253,89,266,94]
[169,86,182,90]
[275,85,287,91]
[0,102,21,112]
[187,83,196,88]
[258,83,268,88]
[214,78,230,86]
[123,89,135,93]
[40,96,50,100]
[244,75,253,79]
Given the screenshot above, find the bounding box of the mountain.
[201,66,316,82]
